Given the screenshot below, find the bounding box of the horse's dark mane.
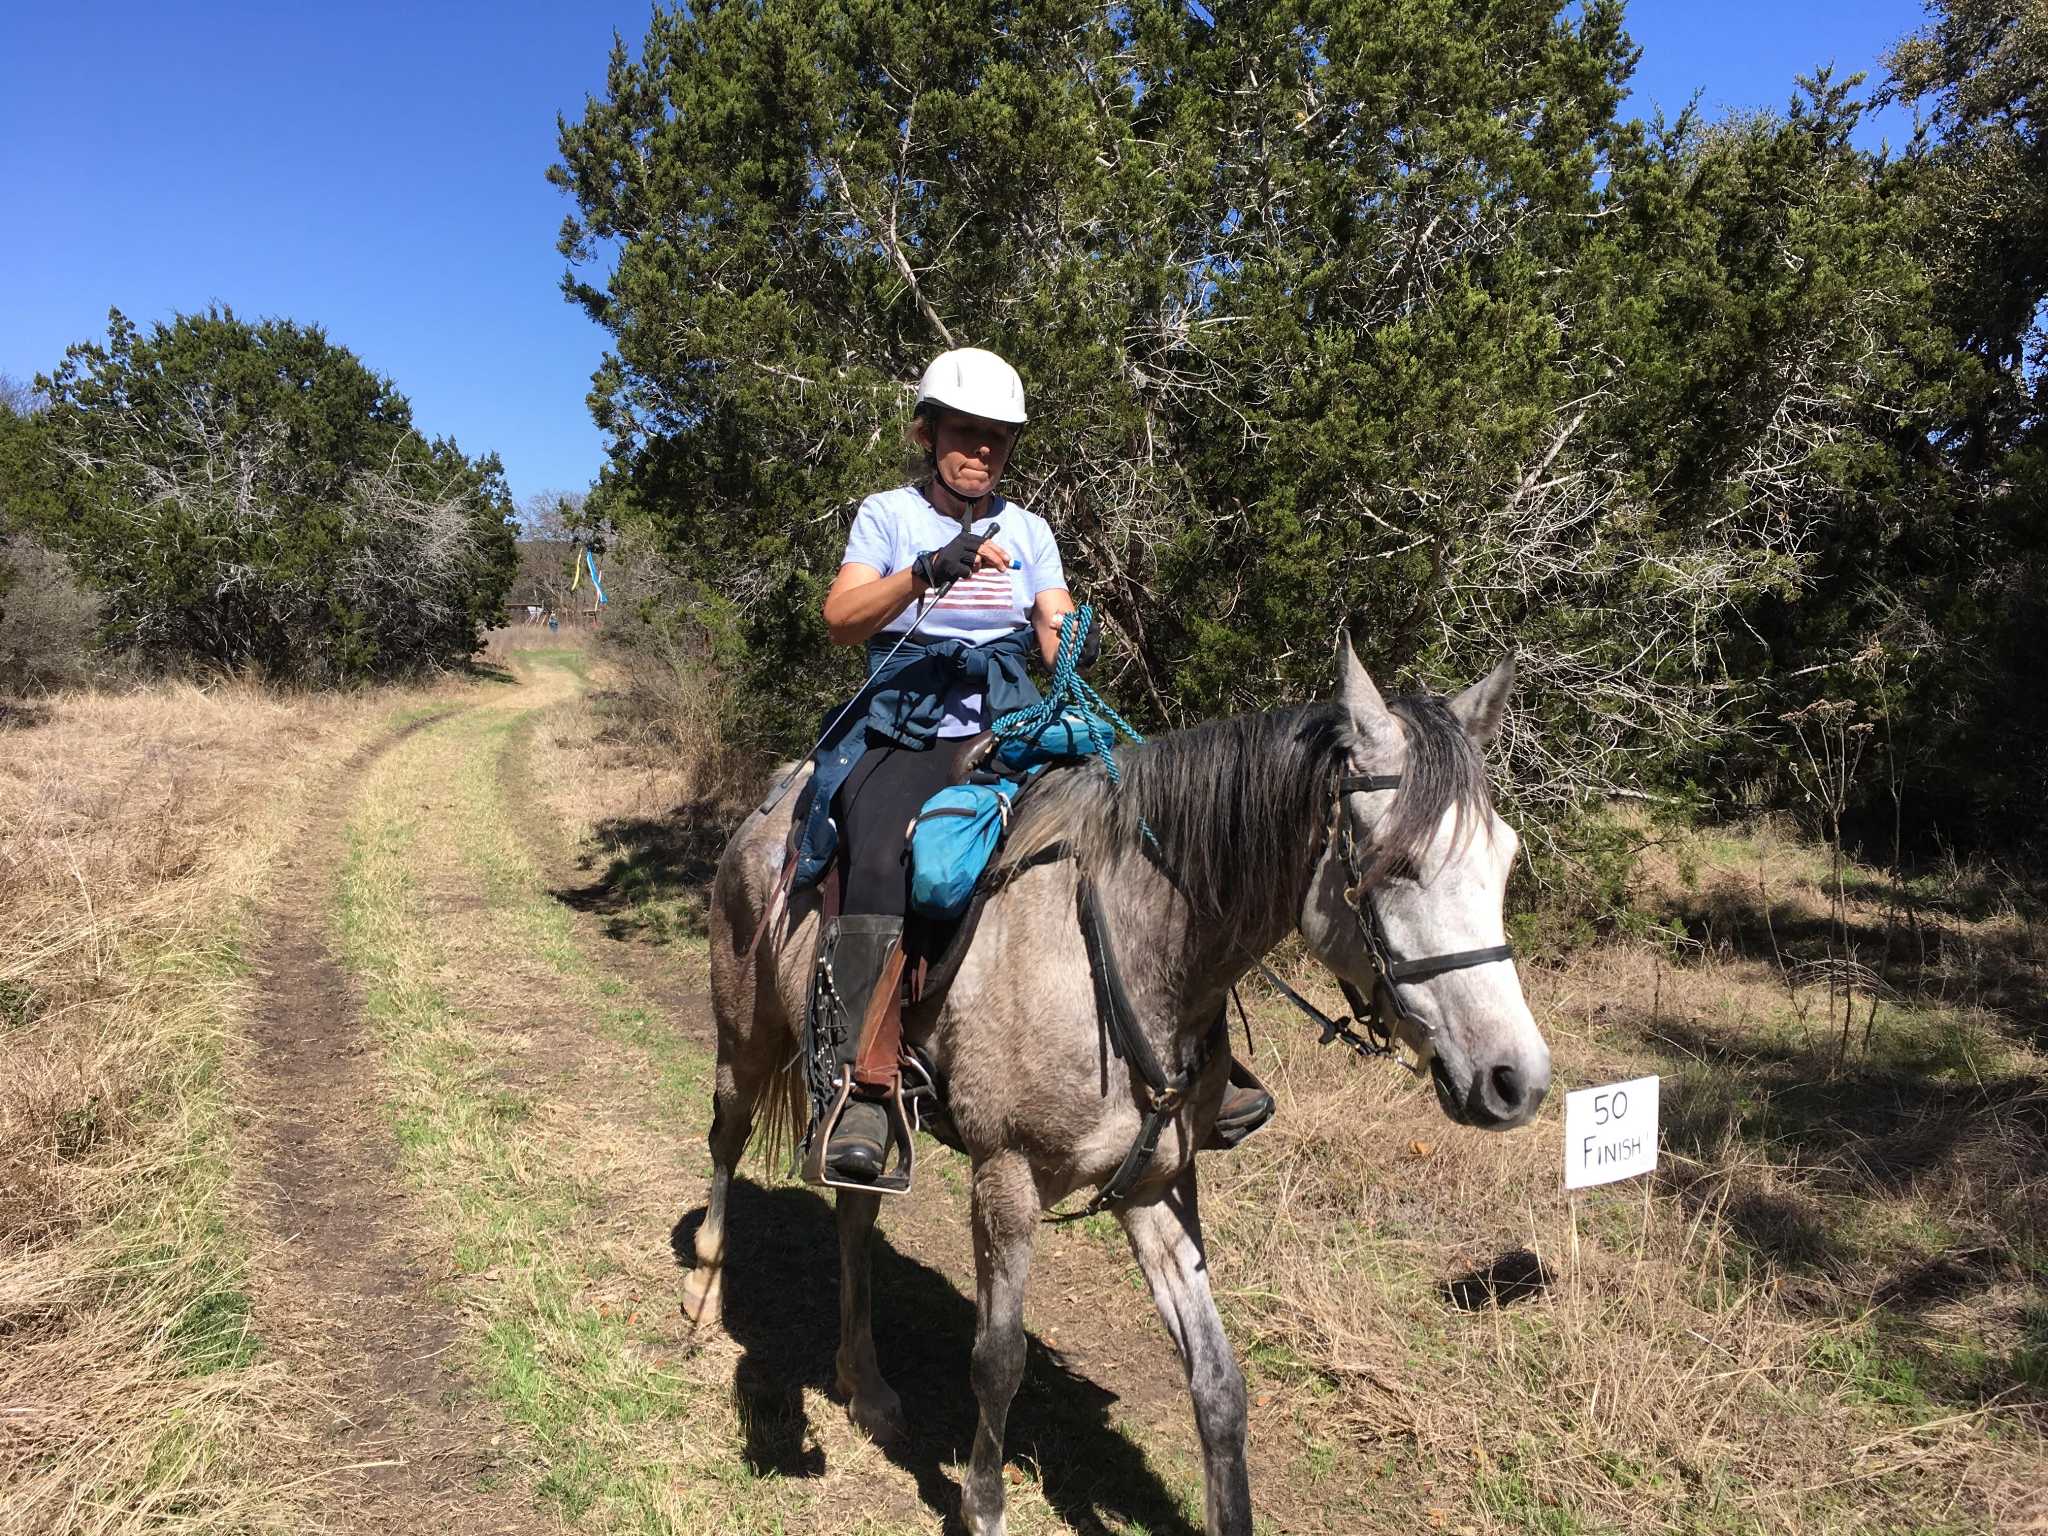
[1352,695,1495,889]
[998,694,1492,931]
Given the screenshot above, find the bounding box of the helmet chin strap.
[924,451,997,524]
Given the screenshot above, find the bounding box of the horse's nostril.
[1489,1062,1523,1113]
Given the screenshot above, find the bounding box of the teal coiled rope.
[990,605,1146,785]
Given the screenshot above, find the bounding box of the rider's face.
[925,411,1016,499]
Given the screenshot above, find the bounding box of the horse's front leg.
[834,1189,905,1442]
[962,1152,1040,1536]
[1121,1166,1251,1536]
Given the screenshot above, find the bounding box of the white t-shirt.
[841,485,1068,735]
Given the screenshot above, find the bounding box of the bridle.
[1259,771,1517,1072]
[1045,759,1521,1223]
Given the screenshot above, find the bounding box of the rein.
[1044,873,1228,1224]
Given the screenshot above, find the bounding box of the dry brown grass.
[505,630,760,948]
[1194,828,2048,1533]
[0,677,436,1532]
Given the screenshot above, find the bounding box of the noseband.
[1308,773,1518,1069]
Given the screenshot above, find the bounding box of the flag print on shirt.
[932,566,1022,615]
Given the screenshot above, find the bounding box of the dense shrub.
[31,308,517,683]
[0,537,101,693]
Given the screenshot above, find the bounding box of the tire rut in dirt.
[242,706,562,1536]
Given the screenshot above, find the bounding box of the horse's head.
[1298,636,1550,1130]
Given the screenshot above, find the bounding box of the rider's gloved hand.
[1052,612,1102,672]
[913,523,999,589]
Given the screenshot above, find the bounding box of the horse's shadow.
[674,1180,1199,1536]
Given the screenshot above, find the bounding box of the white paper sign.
[1564,1075,1660,1189]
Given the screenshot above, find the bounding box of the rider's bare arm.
[1030,586,1077,667]
[823,539,1015,646]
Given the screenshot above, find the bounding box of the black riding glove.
[1051,613,1101,672]
[913,523,996,589]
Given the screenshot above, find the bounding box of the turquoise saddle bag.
[910,714,1104,919]
[909,777,1028,919]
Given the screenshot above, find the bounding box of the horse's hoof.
[844,1384,906,1445]
[960,1490,1007,1536]
[679,1268,722,1329]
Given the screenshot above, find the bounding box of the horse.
[684,635,1551,1536]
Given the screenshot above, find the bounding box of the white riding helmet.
[915,347,1028,426]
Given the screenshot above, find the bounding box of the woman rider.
[796,346,1273,1185]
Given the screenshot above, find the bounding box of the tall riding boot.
[803,915,907,1184]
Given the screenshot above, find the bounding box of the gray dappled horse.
[686,636,1550,1536]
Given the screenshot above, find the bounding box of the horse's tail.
[750,1040,808,1178]
[713,755,813,1178]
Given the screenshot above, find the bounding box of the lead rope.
[991,606,1148,796]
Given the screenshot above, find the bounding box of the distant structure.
[504,540,582,627]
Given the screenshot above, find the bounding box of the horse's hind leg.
[681,973,788,1327]
[961,1153,1041,1536]
[679,1059,760,1325]
[1120,1166,1251,1536]
[832,1189,905,1443]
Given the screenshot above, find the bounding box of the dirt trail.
[244,707,564,1536]
[241,652,1322,1535]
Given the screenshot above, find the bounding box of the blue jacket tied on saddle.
[794,628,1042,888]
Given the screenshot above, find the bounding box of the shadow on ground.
[1616,859,2048,1389]
[1660,875,2046,1050]
[1620,1004,2047,1409]
[674,1181,1199,1536]
[1441,1248,1553,1310]
[551,804,732,945]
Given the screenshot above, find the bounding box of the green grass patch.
[1476,1468,1587,1535]
[2010,1302,2048,1394]
[1807,1327,1930,1411]
[166,1262,261,1374]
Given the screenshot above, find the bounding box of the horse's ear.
[1335,630,1394,744]
[1450,654,1515,745]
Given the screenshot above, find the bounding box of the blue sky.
[0,0,1929,509]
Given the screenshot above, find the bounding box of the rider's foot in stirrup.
[1205,1062,1276,1150]
[826,1099,890,1182]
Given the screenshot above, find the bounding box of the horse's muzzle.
[1431,1047,1549,1130]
